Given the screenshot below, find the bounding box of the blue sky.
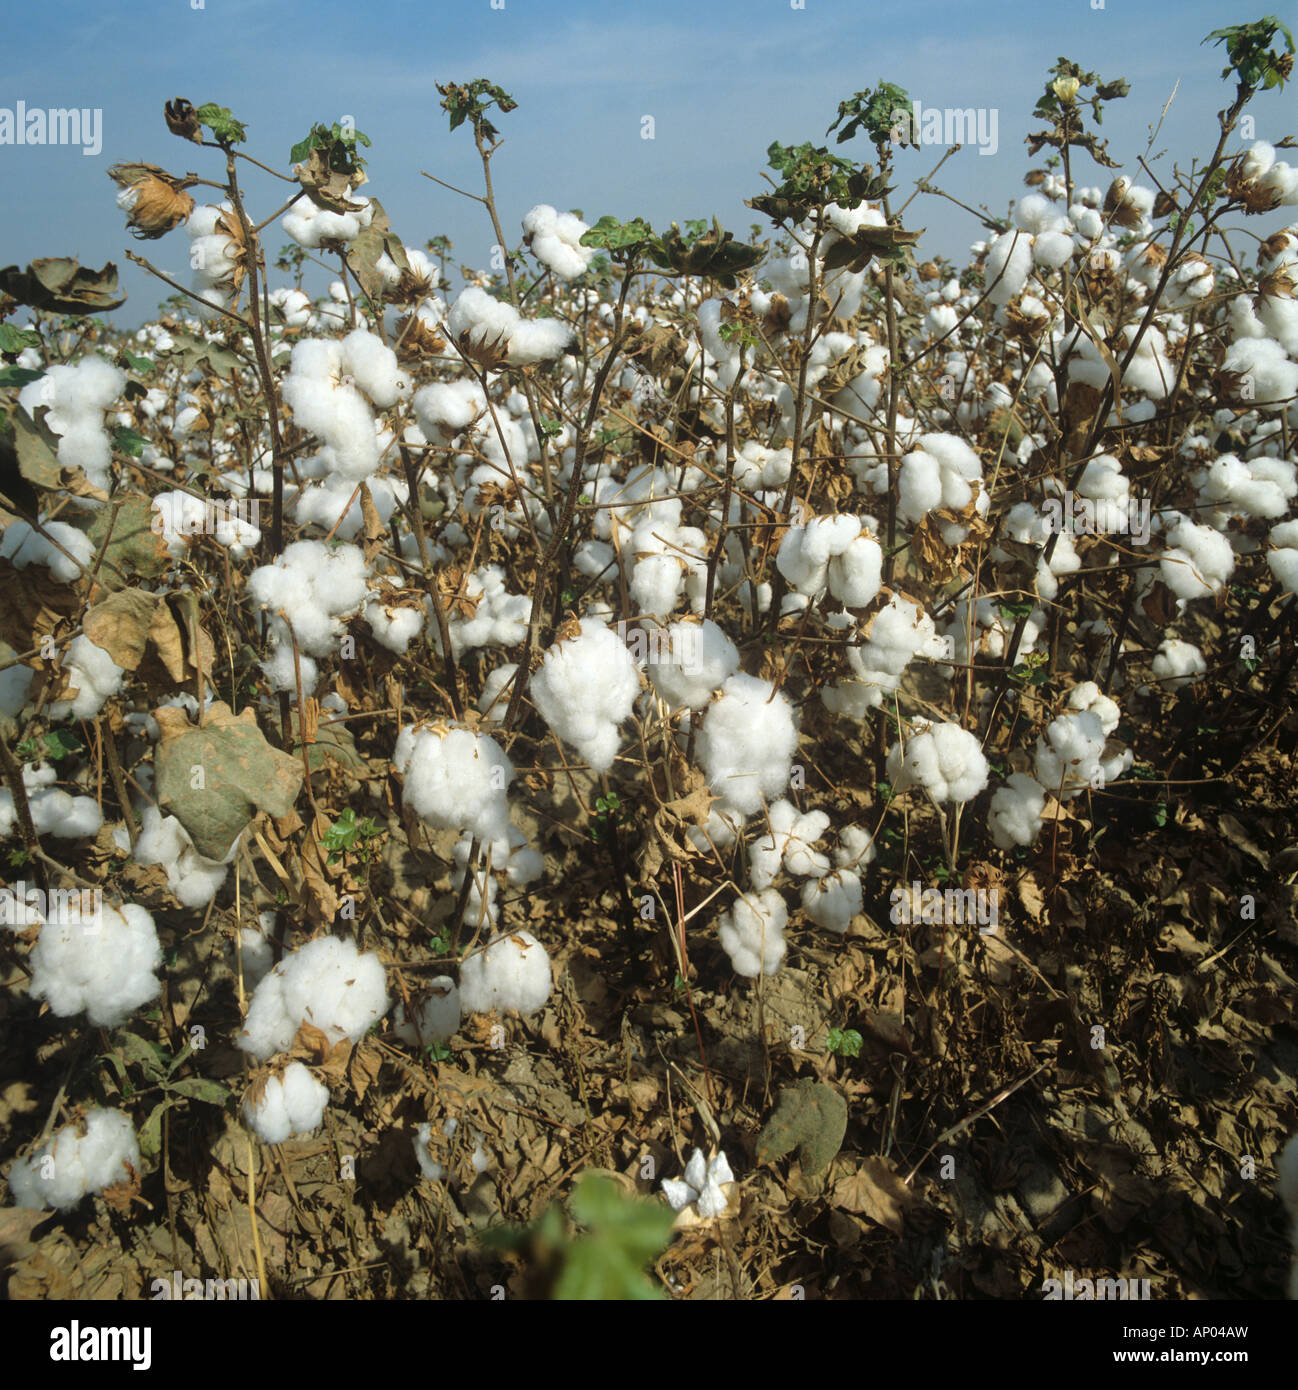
[1,0,1292,324]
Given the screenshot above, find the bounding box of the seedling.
[321,806,384,865]
[826,1027,863,1058]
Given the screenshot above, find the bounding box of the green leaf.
[580,215,655,253]
[0,366,44,389]
[119,350,154,374]
[113,425,147,458]
[164,1076,231,1106]
[138,1098,177,1160]
[195,102,247,145]
[0,324,41,354]
[113,1030,171,1082]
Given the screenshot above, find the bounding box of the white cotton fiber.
[696,674,798,816]
[646,618,739,710]
[237,935,389,1061]
[530,617,641,773]
[448,287,572,366]
[394,721,514,844]
[718,889,787,977]
[243,1061,329,1144]
[1151,638,1206,691]
[1159,517,1234,600]
[7,1109,140,1210]
[48,634,126,721]
[459,930,552,1015]
[988,773,1047,850]
[523,204,595,280]
[132,805,232,907]
[801,869,862,934]
[749,800,830,890]
[887,722,988,805]
[394,976,461,1046]
[0,520,94,583]
[28,902,161,1028]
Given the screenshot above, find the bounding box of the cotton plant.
[529,617,641,774]
[26,902,162,1029]
[718,889,788,977]
[6,1109,140,1211]
[243,1062,330,1144]
[394,721,516,845]
[238,936,389,1061]
[887,721,989,869]
[458,931,552,1016]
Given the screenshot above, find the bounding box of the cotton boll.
[238,936,389,1061]
[48,634,126,720]
[1032,229,1074,270]
[1268,519,1298,594]
[132,806,232,907]
[1222,337,1298,410]
[1159,517,1234,600]
[887,722,988,805]
[459,930,552,1015]
[28,902,161,1028]
[662,1147,735,1217]
[522,204,595,280]
[447,286,572,366]
[1034,710,1107,798]
[988,773,1047,850]
[984,230,1033,305]
[748,800,831,890]
[243,1062,329,1144]
[718,889,787,977]
[0,664,34,719]
[801,869,862,934]
[237,923,275,988]
[395,721,515,845]
[0,519,94,583]
[7,1109,140,1211]
[393,977,461,1049]
[646,618,739,710]
[696,674,797,816]
[1066,681,1121,736]
[1151,638,1206,691]
[530,617,641,773]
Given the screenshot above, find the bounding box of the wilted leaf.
[164,1076,231,1106]
[832,1157,914,1236]
[0,258,126,315]
[345,198,409,303]
[78,494,171,590]
[154,700,304,859]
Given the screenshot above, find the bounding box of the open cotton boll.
[801,869,862,934]
[243,1062,329,1144]
[1268,519,1298,594]
[47,634,126,720]
[988,773,1047,850]
[394,721,515,845]
[7,1109,140,1211]
[0,664,33,719]
[1034,710,1109,798]
[447,286,572,366]
[132,806,233,907]
[522,204,595,280]
[718,889,787,977]
[1066,681,1120,736]
[662,1148,735,1218]
[984,229,1033,305]
[459,930,552,1015]
[28,902,161,1028]
[1159,517,1234,600]
[696,674,797,816]
[394,977,461,1047]
[238,936,389,1061]
[897,433,983,527]
[530,617,641,774]
[646,619,739,710]
[1197,453,1296,520]
[887,722,988,805]
[1151,638,1206,691]
[17,356,125,489]
[281,192,373,248]
[0,519,94,583]
[1221,337,1298,410]
[749,800,831,890]
[825,594,943,714]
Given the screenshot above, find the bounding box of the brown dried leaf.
[832,1156,914,1236]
